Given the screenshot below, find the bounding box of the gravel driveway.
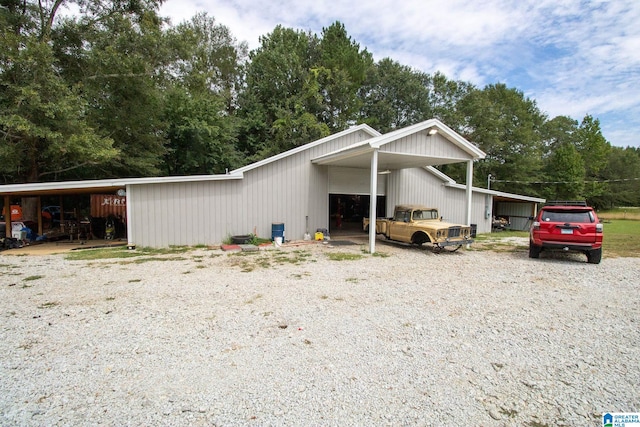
[1,238,638,426]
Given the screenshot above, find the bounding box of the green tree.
[457,84,546,195]
[596,146,640,208]
[237,25,328,159]
[166,12,247,112]
[316,21,373,131]
[426,71,474,131]
[358,58,432,133]
[543,142,586,200]
[63,8,169,177]
[0,0,119,184]
[575,115,611,204]
[161,13,246,175]
[541,115,580,156]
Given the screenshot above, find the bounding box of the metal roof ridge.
[0,173,244,194]
[423,166,457,184]
[233,123,380,174]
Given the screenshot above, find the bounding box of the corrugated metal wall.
[90,194,127,219]
[328,167,386,195]
[381,133,470,159]
[495,202,536,231]
[129,130,370,247]
[387,168,492,233]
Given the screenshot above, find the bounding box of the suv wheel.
[529,242,541,258]
[587,248,602,264]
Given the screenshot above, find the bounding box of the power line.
[491,177,640,184]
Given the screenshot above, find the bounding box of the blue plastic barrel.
[271,223,285,241]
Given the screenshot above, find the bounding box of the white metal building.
[0,119,544,252]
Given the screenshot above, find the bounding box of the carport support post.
[368,149,379,254]
[465,160,473,226]
[125,184,134,249]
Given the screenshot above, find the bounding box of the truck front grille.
[448,226,461,238]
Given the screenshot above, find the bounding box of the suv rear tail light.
[596,223,603,232]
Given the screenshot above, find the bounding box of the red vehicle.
[529,201,603,264]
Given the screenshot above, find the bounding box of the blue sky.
[159,0,640,148]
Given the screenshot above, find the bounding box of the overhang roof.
[311,119,485,169]
[0,173,243,197]
[424,167,545,203]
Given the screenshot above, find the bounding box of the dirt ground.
[1,239,128,255]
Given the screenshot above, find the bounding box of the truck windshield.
[394,210,410,222]
[413,209,438,220]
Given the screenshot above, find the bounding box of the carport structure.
[1,180,126,240]
[311,119,485,253]
[0,174,242,248]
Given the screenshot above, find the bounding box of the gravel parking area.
[1,239,638,426]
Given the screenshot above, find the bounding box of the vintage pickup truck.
[363,204,474,251]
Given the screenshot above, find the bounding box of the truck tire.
[411,232,429,245]
[529,242,541,258]
[587,248,602,264]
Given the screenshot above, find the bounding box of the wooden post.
[3,195,11,239]
[59,195,64,233]
[37,196,43,236]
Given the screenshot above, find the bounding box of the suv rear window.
[540,209,595,223]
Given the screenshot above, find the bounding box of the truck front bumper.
[435,238,474,248]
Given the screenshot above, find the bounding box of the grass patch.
[245,294,263,304]
[65,246,194,261]
[229,251,261,272]
[327,252,365,261]
[601,219,640,258]
[123,256,189,264]
[38,301,59,309]
[229,250,314,271]
[599,207,640,221]
[474,230,529,242]
[471,231,529,252]
[372,251,390,258]
[24,275,44,281]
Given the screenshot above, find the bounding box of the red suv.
[529,201,603,264]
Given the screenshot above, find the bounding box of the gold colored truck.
[363,205,474,251]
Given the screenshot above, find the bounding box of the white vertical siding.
[380,133,470,159]
[386,168,492,233]
[328,167,386,195]
[129,130,370,247]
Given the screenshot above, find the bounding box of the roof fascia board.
[233,123,380,174]
[423,166,457,184]
[311,145,374,165]
[444,181,545,203]
[0,173,243,195]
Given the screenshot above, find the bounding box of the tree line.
[1,0,639,208]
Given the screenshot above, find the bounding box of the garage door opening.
[329,194,386,235]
